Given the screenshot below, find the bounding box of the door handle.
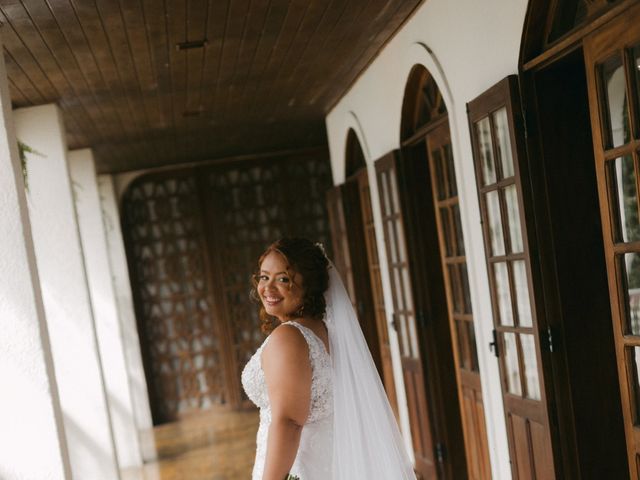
[489,329,499,358]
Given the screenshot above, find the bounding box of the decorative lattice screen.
[122,153,332,422]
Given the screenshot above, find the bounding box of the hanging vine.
[17,140,43,191]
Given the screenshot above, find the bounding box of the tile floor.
[121,407,259,480]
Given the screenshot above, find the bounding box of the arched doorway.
[325,129,399,416]
[373,64,471,478]
[398,64,491,479]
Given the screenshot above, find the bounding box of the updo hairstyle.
[251,238,329,334]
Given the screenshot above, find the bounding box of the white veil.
[324,262,416,479]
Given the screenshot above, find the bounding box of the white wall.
[325,1,530,478]
[0,42,71,480]
[15,105,120,479]
[98,174,156,462]
[69,150,143,469]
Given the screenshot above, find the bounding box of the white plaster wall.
[69,150,143,469]
[0,46,71,480]
[15,105,120,479]
[326,1,530,478]
[98,174,156,462]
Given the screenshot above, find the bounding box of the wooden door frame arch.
[345,128,367,179]
[400,64,448,144]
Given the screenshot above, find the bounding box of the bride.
[241,238,416,480]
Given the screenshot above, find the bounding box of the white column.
[14,105,120,479]
[0,46,71,480]
[98,174,156,462]
[69,150,143,469]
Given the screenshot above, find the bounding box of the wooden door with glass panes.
[342,178,384,376]
[375,152,438,479]
[468,77,555,479]
[326,186,356,300]
[426,121,491,479]
[585,4,640,475]
[355,167,399,417]
[327,181,385,376]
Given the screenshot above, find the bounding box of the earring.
[294,304,305,318]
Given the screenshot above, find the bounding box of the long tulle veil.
[324,262,416,479]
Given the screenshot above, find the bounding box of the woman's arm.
[261,325,312,480]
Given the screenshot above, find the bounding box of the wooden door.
[584,5,640,475]
[122,173,231,422]
[426,122,491,479]
[327,179,387,388]
[342,178,384,376]
[355,167,399,417]
[376,152,438,479]
[326,186,356,300]
[467,77,555,479]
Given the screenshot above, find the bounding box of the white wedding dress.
[241,321,333,480]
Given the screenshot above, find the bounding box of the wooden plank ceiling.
[0,0,422,173]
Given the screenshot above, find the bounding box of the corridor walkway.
[122,407,259,480]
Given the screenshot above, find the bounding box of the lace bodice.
[241,321,333,479]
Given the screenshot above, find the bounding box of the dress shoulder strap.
[281,321,327,357]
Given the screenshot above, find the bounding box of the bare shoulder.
[262,323,309,365]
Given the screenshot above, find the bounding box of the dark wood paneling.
[2,0,423,173]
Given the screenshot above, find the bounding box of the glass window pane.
[610,155,640,243]
[402,269,414,311]
[440,207,454,257]
[494,262,513,326]
[521,334,541,401]
[486,190,505,256]
[503,332,522,396]
[548,0,589,43]
[467,321,479,372]
[628,347,640,424]
[449,264,463,314]
[394,268,404,310]
[390,169,401,215]
[601,55,631,148]
[380,171,391,216]
[513,260,533,328]
[387,220,397,263]
[622,253,640,336]
[398,313,410,357]
[452,204,465,256]
[444,143,457,197]
[460,263,473,314]
[476,117,497,185]
[396,220,408,263]
[407,314,420,359]
[505,185,524,253]
[456,320,469,370]
[432,149,447,201]
[493,107,514,178]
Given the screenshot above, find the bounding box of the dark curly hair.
[251,238,329,334]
